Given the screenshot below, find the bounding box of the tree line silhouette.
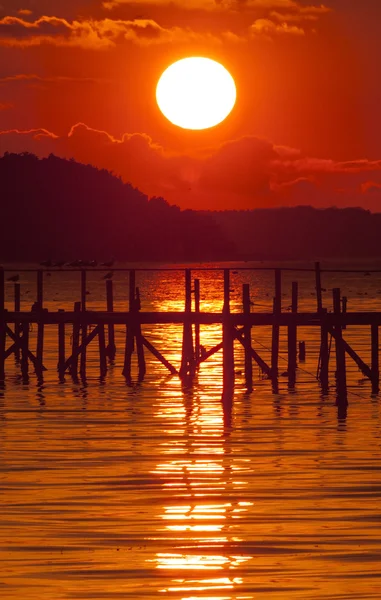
[1,152,380,262]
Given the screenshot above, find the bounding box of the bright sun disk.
[156,57,236,130]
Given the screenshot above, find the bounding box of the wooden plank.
[196,341,224,365]
[141,335,178,375]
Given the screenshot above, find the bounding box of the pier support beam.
[271,269,281,387]
[106,279,116,360]
[333,288,347,402]
[180,269,195,381]
[223,269,234,392]
[242,283,253,392]
[287,281,298,389]
[371,323,379,394]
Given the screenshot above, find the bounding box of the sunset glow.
[156,57,236,130]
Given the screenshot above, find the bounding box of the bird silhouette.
[103,271,114,280]
[7,274,19,282]
[101,259,115,267]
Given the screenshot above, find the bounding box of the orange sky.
[1,0,381,211]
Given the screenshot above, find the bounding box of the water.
[1,262,381,599]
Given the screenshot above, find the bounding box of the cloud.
[0,15,228,48]
[250,17,305,36]
[0,102,13,110]
[17,8,32,15]
[1,123,381,211]
[0,73,110,84]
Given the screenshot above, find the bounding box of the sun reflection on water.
[147,361,253,599]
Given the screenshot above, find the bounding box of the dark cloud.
[1,122,381,211]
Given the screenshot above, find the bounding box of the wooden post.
[223,268,234,391]
[106,279,116,359]
[194,278,200,363]
[271,269,281,383]
[14,282,21,361]
[371,323,379,394]
[36,270,44,377]
[135,286,146,381]
[242,283,252,391]
[319,309,329,393]
[58,309,65,381]
[70,301,81,379]
[21,321,29,379]
[80,270,87,378]
[299,341,306,362]
[98,322,107,378]
[180,269,195,380]
[342,296,347,330]
[333,288,347,398]
[287,281,298,388]
[0,268,4,382]
[315,261,323,313]
[123,269,135,381]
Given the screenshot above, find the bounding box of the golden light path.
[156,57,236,130]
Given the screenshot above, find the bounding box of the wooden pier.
[0,263,380,404]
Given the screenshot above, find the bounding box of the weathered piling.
[58,309,65,381]
[106,279,116,360]
[123,269,136,381]
[80,270,87,378]
[180,269,195,380]
[287,281,298,388]
[98,323,107,378]
[21,321,29,380]
[14,282,21,362]
[242,283,253,391]
[371,323,379,394]
[194,278,200,362]
[271,269,281,383]
[70,301,81,379]
[342,296,347,330]
[36,269,44,377]
[223,269,234,390]
[135,286,146,381]
[319,309,329,393]
[0,268,4,381]
[333,288,347,397]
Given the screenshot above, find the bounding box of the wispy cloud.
[0,15,227,48]
[0,73,110,84]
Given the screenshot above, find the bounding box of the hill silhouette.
[1,152,381,261]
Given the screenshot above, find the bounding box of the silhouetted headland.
[2,152,381,262]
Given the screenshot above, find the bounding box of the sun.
[156,57,236,130]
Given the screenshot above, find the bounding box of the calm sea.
[1,261,381,599]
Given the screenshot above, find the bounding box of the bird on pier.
[101,259,115,267]
[7,274,19,282]
[103,271,114,280]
